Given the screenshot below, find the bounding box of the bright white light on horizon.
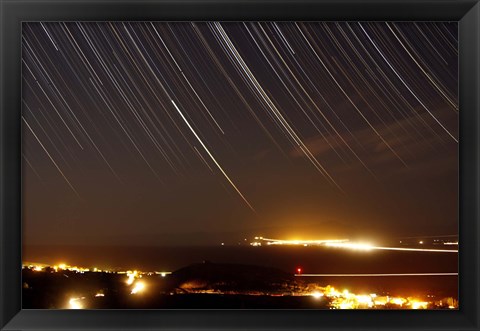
[258,238,349,245]
[325,242,373,251]
[411,301,429,309]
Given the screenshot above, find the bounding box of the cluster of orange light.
[311,286,455,309]
[25,263,95,273]
[24,263,171,277]
[130,281,146,294]
[119,270,148,295]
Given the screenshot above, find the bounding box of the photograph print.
[21,21,458,309]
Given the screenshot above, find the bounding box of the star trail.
[22,22,458,245]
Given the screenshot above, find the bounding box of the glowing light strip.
[295,273,458,277]
[261,238,349,244]
[324,242,458,253]
[258,238,458,253]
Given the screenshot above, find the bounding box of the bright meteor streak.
[324,242,457,253]
[171,100,256,212]
[295,273,458,277]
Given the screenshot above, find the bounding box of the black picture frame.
[1,0,479,330]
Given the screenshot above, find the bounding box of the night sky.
[22,22,458,246]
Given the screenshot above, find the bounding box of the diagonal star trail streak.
[296,23,408,166]
[22,22,458,212]
[212,22,343,191]
[358,23,458,143]
[171,99,256,212]
[22,117,80,197]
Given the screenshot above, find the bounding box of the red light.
[297,268,302,274]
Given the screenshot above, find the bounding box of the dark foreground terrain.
[22,262,457,309]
